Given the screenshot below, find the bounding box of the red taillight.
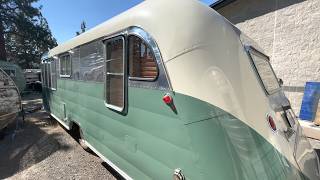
[163,94,173,104]
[268,115,277,131]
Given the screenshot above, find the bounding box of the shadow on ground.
[0,101,71,179]
[101,162,126,180]
[0,93,120,180]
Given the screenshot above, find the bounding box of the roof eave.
[210,0,236,10]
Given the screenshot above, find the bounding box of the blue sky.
[36,0,214,44]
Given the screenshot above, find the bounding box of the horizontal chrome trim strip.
[60,75,71,78]
[106,72,124,76]
[84,140,133,180]
[106,58,122,62]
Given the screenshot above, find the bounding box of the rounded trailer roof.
[49,0,236,62]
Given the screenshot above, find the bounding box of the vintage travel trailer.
[41,0,320,179]
[0,60,26,92]
[0,68,21,130]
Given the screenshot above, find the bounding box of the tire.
[79,128,91,152]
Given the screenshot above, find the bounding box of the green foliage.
[0,0,57,68]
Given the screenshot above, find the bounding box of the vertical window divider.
[103,35,127,114]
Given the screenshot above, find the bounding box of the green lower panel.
[42,79,310,180]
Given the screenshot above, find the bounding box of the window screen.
[60,54,71,77]
[248,48,280,94]
[105,37,125,111]
[66,56,71,76]
[72,48,80,80]
[80,41,104,82]
[128,36,158,80]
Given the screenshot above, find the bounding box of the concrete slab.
[299,120,320,141]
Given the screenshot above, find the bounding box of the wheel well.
[70,122,80,140]
[70,121,91,152]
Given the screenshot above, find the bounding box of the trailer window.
[72,48,80,80]
[46,62,51,87]
[248,48,280,94]
[60,54,71,77]
[104,37,125,112]
[41,64,46,87]
[128,36,158,80]
[4,69,16,77]
[80,41,104,82]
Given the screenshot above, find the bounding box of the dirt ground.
[0,93,119,180]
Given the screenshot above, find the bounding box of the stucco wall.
[216,0,320,115]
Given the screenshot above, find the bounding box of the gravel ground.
[0,93,119,180]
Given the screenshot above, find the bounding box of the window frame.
[246,46,281,95]
[45,62,49,87]
[41,63,47,87]
[127,35,159,81]
[103,35,126,113]
[46,62,51,88]
[59,53,72,78]
[50,59,57,90]
[42,61,49,87]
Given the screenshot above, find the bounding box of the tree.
[0,0,57,68]
[81,20,86,33]
[76,21,86,36]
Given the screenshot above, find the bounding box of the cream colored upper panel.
[50,0,279,140]
[48,0,231,61]
[151,1,298,166]
[164,37,300,168]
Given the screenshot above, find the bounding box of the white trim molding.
[50,113,70,130]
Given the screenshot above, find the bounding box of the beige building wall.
[215,0,320,115]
